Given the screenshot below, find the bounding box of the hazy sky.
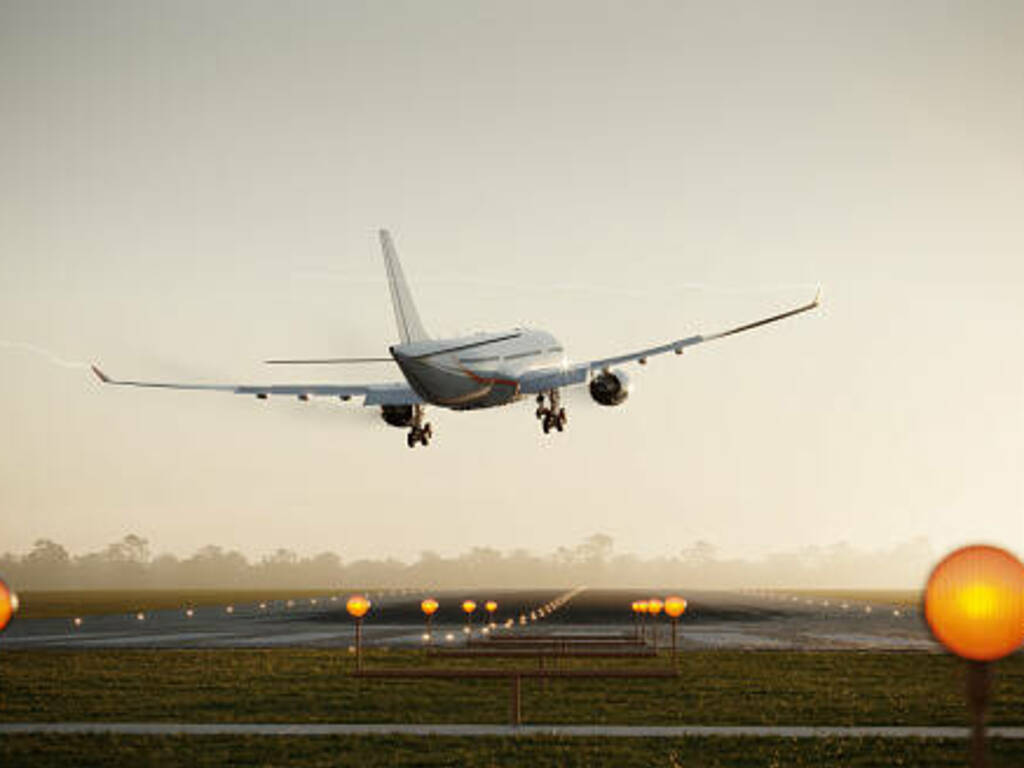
[1,1,1022,573]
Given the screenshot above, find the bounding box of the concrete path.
[2,723,1023,739]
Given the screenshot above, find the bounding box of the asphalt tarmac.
[0,588,938,651]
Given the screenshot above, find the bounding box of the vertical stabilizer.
[379,229,430,344]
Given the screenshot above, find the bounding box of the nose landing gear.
[406,405,433,448]
[535,390,567,434]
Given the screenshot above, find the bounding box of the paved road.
[0,588,938,651]
[1,723,1021,739]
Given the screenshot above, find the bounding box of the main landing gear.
[406,405,433,448]
[535,390,567,434]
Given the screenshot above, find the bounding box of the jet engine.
[381,404,415,428]
[589,369,631,406]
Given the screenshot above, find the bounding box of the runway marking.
[71,632,237,647]
[802,633,936,649]
[681,631,787,649]
[208,630,353,646]
[1,723,1022,739]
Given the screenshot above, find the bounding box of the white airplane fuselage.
[391,328,566,410]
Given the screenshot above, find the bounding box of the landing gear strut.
[535,390,567,434]
[406,405,433,448]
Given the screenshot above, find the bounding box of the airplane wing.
[90,366,422,406]
[518,290,820,395]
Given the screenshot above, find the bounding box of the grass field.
[2,649,1021,726]
[2,733,1023,768]
[13,589,343,620]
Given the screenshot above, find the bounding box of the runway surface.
[0,587,937,651]
[2,722,1021,739]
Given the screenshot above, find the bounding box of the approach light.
[485,600,498,614]
[462,600,476,615]
[925,544,1024,662]
[421,598,439,616]
[664,596,687,618]
[0,579,18,633]
[648,598,664,616]
[73,617,82,628]
[346,595,370,618]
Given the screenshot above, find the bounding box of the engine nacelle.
[381,404,415,428]
[589,369,631,406]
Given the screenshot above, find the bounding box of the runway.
[2,722,1021,739]
[0,588,937,651]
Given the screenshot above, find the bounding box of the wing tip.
[91,365,111,383]
[813,286,823,307]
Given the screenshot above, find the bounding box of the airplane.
[92,230,820,448]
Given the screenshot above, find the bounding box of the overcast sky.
[1,1,1022,577]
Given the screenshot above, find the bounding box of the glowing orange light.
[648,598,664,616]
[0,579,17,632]
[462,600,477,614]
[664,596,687,618]
[421,598,439,616]
[346,595,370,619]
[925,545,1024,662]
[485,601,498,613]
[635,600,649,614]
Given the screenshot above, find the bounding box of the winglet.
[813,286,823,307]
[91,365,111,384]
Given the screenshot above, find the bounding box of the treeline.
[0,533,936,590]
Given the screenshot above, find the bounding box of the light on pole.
[462,600,477,643]
[346,595,371,671]
[420,598,439,644]
[664,596,688,662]
[924,544,1024,768]
[647,598,664,651]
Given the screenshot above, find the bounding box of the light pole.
[346,595,371,672]
[462,600,476,644]
[647,598,663,651]
[664,596,688,663]
[924,544,1024,768]
[635,600,649,644]
[420,598,439,644]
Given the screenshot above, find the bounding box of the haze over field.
[1,1,1022,577]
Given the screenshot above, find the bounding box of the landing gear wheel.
[407,432,417,448]
[542,416,552,434]
[424,423,433,439]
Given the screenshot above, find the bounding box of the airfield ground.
[1,588,1021,766]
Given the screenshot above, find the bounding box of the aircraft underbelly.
[396,357,519,410]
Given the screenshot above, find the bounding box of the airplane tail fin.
[379,229,430,344]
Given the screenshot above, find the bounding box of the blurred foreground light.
[925,544,1024,662]
[185,608,194,619]
[445,632,455,642]
[226,605,234,614]
[136,612,145,621]
[73,617,83,628]
[421,598,439,616]
[421,633,430,642]
[0,578,18,632]
[664,596,687,618]
[346,595,370,619]
[259,602,267,610]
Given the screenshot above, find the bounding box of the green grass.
[13,589,343,619]
[1,649,1021,726]
[1,734,1022,767]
